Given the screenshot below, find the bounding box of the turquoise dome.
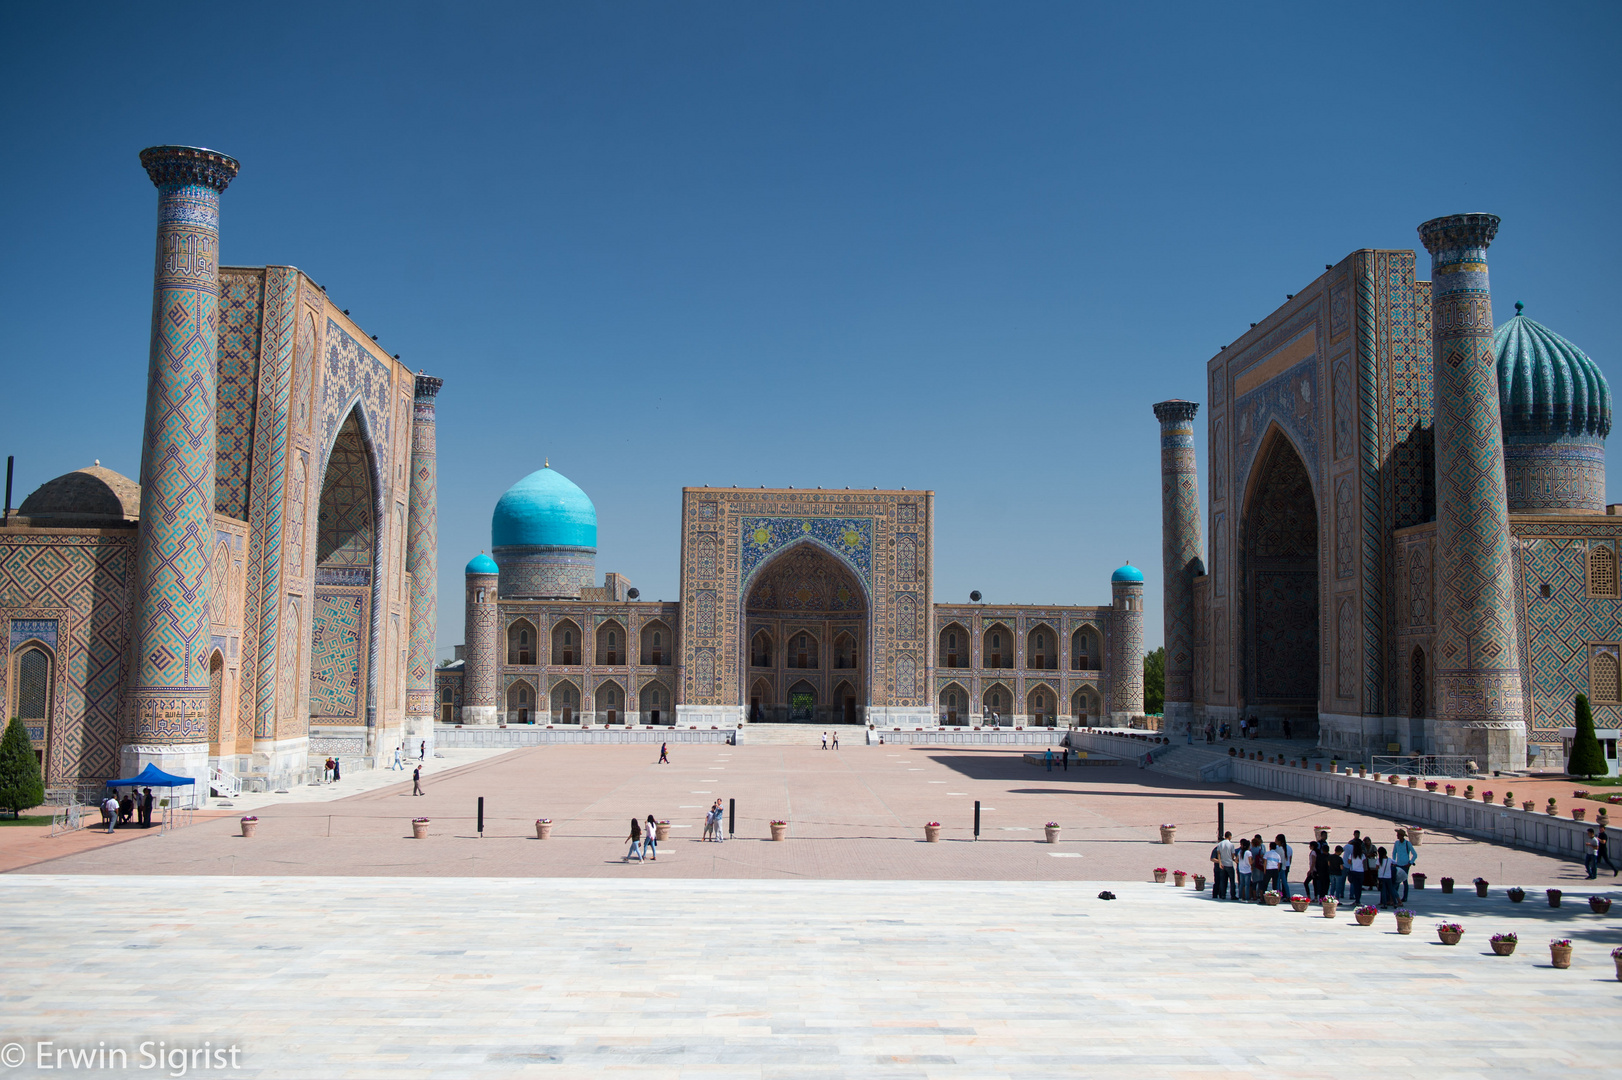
[1495,304,1611,440]
[466,551,498,575]
[1111,562,1144,583]
[491,466,597,549]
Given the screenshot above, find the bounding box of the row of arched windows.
[503,679,670,724]
[506,619,672,667]
[938,682,1101,727]
[938,624,1100,671]
[749,630,859,670]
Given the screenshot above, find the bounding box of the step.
[742,724,866,746]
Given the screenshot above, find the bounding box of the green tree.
[1568,693,1608,779]
[0,717,45,819]
[1143,647,1166,715]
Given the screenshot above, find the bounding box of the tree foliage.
[1143,647,1166,715]
[1568,693,1608,779]
[0,717,45,818]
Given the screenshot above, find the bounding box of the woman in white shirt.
[1376,846,1395,907]
[1346,839,1365,904]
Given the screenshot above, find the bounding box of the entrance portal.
[743,541,867,722]
[1241,431,1320,733]
[309,410,379,750]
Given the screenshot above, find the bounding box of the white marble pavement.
[1,875,1618,1078]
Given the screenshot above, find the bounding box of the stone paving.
[1,875,1618,1078]
[15,744,1593,883]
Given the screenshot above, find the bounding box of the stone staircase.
[742,724,866,747]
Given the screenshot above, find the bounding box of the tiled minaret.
[125,146,239,786]
[1418,213,1526,772]
[1153,399,1201,738]
[462,553,499,725]
[405,375,443,751]
[1110,566,1146,723]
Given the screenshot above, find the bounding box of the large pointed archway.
[308,409,382,756]
[1240,429,1320,732]
[742,541,868,722]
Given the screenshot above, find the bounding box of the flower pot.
[1550,944,1573,969]
[1355,910,1376,926]
[1263,891,1280,906]
[1412,873,1426,889]
[1290,898,1310,912]
[1159,826,1176,845]
[1321,899,1338,918]
[1440,880,1454,894]
[1358,768,1366,778]
[1395,915,1413,935]
[1408,827,1424,846]
[1388,775,1400,785]
[1522,801,1535,812]
[412,820,430,839]
[1548,889,1562,908]
[1046,827,1061,844]
[1573,808,1587,822]
[1475,882,1490,898]
[1152,870,1167,883]
[1490,939,1517,956]
[1193,875,1206,892]
[769,822,788,841]
[536,820,552,840]
[656,822,671,842]
[1614,955,1622,983]
[1508,890,1525,903]
[1437,928,1462,946]
[1589,896,1611,914]
[240,820,257,838]
[924,824,941,843]
[1172,871,1187,886]
[1547,806,1559,817]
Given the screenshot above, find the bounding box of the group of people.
[391,741,429,770]
[99,788,155,833]
[1202,717,1291,742]
[323,757,342,783]
[1583,827,1617,879]
[820,732,840,750]
[623,814,662,861]
[1209,828,1418,908]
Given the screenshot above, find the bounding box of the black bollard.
[974,800,981,841]
[477,796,484,837]
[1217,801,1224,841]
[728,797,735,838]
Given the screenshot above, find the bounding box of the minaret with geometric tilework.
[1418,213,1526,773]
[125,145,239,788]
[405,375,443,752]
[1153,399,1201,738]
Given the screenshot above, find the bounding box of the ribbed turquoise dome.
[465,551,498,575]
[1112,562,1144,583]
[491,467,597,549]
[1495,304,1611,440]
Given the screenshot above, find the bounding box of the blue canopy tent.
[106,763,199,817]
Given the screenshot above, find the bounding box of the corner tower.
[125,145,239,785]
[1418,213,1525,772]
[1110,564,1145,723]
[462,552,499,726]
[1152,399,1201,738]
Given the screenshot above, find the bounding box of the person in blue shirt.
[1392,829,1418,902]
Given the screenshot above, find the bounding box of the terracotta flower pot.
[1614,955,1622,983]
[1573,808,1587,822]
[769,822,788,841]
[1388,775,1400,785]
[924,825,941,843]
[1172,871,1187,886]
[1159,826,1176,845]
[1193,875,1206,891]
[1548,889,1563,908]
[1408,776,1418,788]
[1589,896,1611,914]
[1321,899,1338,918]
[656,821,671,842]
[1440,880,1454,894]
[1550,944,1573,969]
[1152,870,1167,883]
[536,819,552,840]
[1408,827,1424,846]
[1437,928,1462,946]
[412,820,430,839]
[1412,873,1427,889]
[1263,891,1280,906]
[1475,881,1490,898]
[240,820,257,838]
[1522,801,1535,812]
[1395,915,1413,935]
[1290,898,1309,912]
[1490,939,1517,956]
[1355,910,1376,926]
[1046,827,1061,844]
[1508,890,1525,903]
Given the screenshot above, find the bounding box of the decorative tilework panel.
[317,415,374,569]
[1515,532,1622,735]
[740,518,872,590]
[215,271,263,519]
[309,587,368,723]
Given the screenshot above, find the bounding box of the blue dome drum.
[491,466,598,598]
[1495,304,1611,513]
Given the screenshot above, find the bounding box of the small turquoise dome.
[466,551,498,575]
[491,466,597,549]
[1495,304,1611,440]
[1112,562,1144,583]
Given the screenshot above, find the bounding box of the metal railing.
[1369,754,1478,777]
[210,767,241,799]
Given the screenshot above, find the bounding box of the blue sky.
[2,2,1618,655]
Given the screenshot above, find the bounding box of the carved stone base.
[119,742,210,806]
[1432,719,1527,774]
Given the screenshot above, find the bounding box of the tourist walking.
[412,766,423,796]
[1392,829,1417,901]
[1234,839,1252,901]
[658,742,669,764]
[393,746,403,770]
[1598,826,1617,876]
[643,815,659,861]
[625,817,644,862]
[419,740,426,761]
[102,794,118,833]
[822,732,828,750]
[1585,829,1600,879]
[832,731,839,749]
